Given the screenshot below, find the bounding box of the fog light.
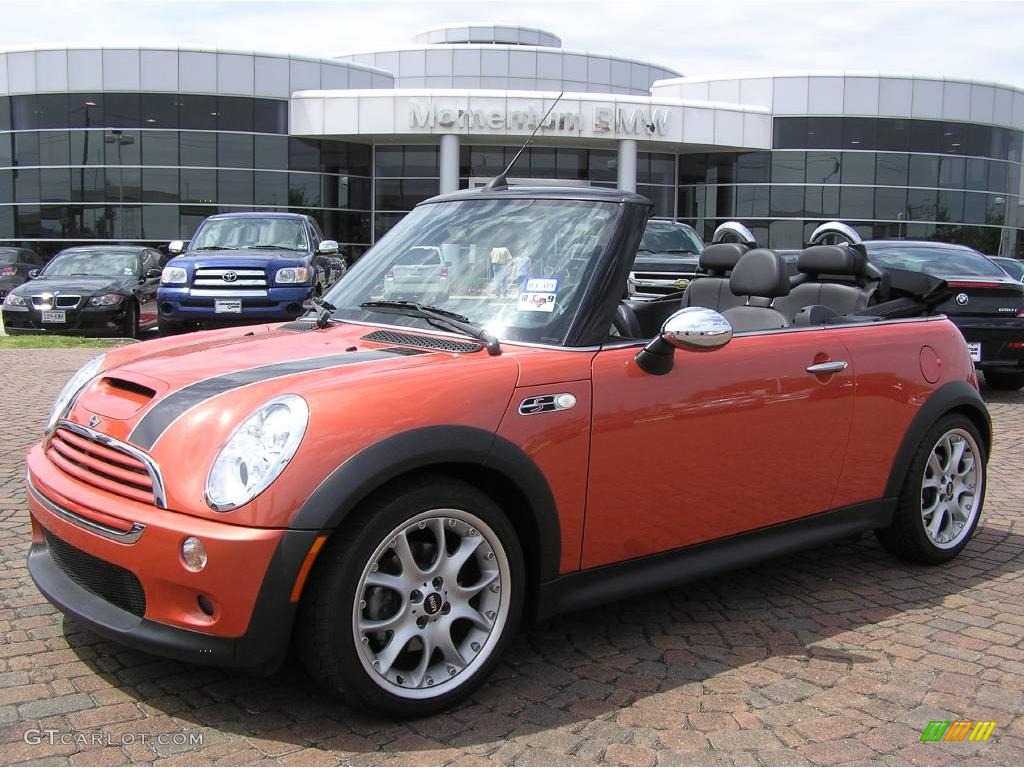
[181,537,207,571]
[197,594,215,616]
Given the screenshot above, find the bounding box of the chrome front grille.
[192,268,268,291]
[30,295,81,309]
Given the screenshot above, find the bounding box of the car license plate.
[967,342,981,362]
[41,310,65,323]
[214,299,242,314]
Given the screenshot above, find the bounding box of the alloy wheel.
[921,427,983,549]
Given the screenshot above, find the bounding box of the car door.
[137,250,161,327]
[581,327,856,570]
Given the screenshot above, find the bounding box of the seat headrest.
[798,245,867,277]
[730,248,791,299]
[700,243,749,274]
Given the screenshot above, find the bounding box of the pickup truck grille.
[628,271,696,298]
[192,268,268,291]
[46,426,158,506]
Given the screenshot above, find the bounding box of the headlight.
[88,293,124,307]
[45,353,106,433]
[205,395,309,511]
[161,266,187,284]
[3,293,27,308]
[275,266,310,284]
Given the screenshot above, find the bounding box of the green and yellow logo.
[920,721,997,742]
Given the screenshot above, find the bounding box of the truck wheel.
[876,414,986,564]
[984,370,1024,390]
[158,316,187,336]
[298,476,523,718]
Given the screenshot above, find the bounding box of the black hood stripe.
[128,347,424,450]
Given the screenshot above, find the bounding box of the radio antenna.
[484,92,565,191]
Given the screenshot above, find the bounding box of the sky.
[1,0,1023,88]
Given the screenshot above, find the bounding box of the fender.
[883,380,991,499]
[289,425,562,582]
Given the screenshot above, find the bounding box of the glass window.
[218,170,254,205]
[840,186,874,219]
[556,148,588,180]
[12,94,69,130]
[865,242,1005,277]
[769,220,802,249]
[179,94,218,131]
[72,167,105,202]
[0,205,13,238]
[180,208,211,239]
[636,184,673,217]
[908,155,940,187]
[105,167,141,202]
[38,131,70,166]
[910,120,942,154]
[940,123,966,155]
[141,93,178,129]
[218,133,253,168]
[841,152,874,185]
[405,146,440,177]
[805,152,841,184]
[142,168,178,203]
[875,118,910,152]
[677,154,706,184]
[463,146,507,178]
[1010,131,1022,163]
[0,169,12,204]
[14,132,39,166]
[374,212,406,241]
[842,118,877,150]
[39,168,70,202]
[988,195,1008,225]
[805,117,842,149]
[875,187,907,220]
[254,99,288,134]
[0,96,10,132]
[142,131,178,165]
[113,206,143,239]
[0,133,11,167]
[179,168,217,203]
[907,188,937,219]
[771,152,804,183]
[990,127,1010,161]
[324,175,371,210]
[217,96,254,132]
[255,135,288,170]
[734,184,769,217]
[937,156,965,188]
[375,146,404,177]
[103,130,140,165]
[191,215,309,250]
[965,158,988,191]
[676,186,699,219]
[770,185,803,217]
[965,124,991,158]
[320,141,357,176]
[347,143,371,177]
[289,139,320,172]
[875,153,908,186]
[804,185,840,218]
[963,192,988,224]
[105,93,140,128]
[70,130,104,166]
[987,161,1008,194]
[14,169,39,203]
[254,171,288,206]
[179,132,217,167]
[374,178,438,210]
[937,190,964,222]
[528,147,556,177]
[772,117,806,149]
[66,96,103,129]
[735,152,770,183]
[16,204,41,237]
[289,173,321,207]
[704,154,735,184]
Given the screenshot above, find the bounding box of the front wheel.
[120,301,139,339]
[298,477,524,718]
[984,370,1024,390]
[876,415,986,564]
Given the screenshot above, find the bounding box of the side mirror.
[168,240,186,255]
[28,269,39,279]
[317,239,340,255]
[145,268,162,279]
[635,307,733,375]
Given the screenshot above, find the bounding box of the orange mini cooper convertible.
[27,187,990,717]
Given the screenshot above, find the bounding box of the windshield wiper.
[244,244,303,251]
[195,246,232,251]
[360,300,501,356]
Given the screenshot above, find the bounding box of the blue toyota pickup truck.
[157,212,347,334]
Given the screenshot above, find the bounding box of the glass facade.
[0,93,373,260]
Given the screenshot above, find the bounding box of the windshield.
[41,250,138,278]
[639,222,703,254]
[191,217,308,251]
[324,197,621,345]
[994,258,1024,281]
[865,243,1007,278]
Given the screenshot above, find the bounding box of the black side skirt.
[534,499,895,622]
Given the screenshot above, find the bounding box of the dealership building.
[1,23,1023,259]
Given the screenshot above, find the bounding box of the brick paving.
[1,347,1022,766]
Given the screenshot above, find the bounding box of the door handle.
[806,360,849,374]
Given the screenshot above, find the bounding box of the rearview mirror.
[168,240,186,255]
[635,307,733,375]
[317,239,339,255]
[28,269,39,279]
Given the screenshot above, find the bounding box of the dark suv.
[157,212,347,334]
[628,220,704,299]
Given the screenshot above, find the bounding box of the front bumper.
[950,316,1024,372]
[2,305,128,335]
[25,446,321,672]
[158,286,311,323]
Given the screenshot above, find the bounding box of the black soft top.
[421,185,652,207]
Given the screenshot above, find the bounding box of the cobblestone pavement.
[1,348,1022,767]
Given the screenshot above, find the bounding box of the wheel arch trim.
[883,380,992,499]
[289,425,562,582]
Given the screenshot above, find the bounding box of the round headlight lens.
[45,353,106,433]
[205,395,309,511]
[161,266,188,284]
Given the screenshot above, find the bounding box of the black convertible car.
[1,245,163,338]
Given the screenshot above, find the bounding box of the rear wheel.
[298,477,524,718]
[984,370,1024,390]
[876,414,986,564]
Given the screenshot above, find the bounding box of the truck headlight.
[161,266,187,285]
[46,353,106,433]
[88,293,124,306]
[275,267,310,284]
[205,395,309,511]
[3,293,27,308]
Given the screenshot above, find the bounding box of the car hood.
[631,252,701,273]
[173,249,308,267]
[14,275,133,296]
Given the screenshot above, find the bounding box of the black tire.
[120,301,139,339]
[157,316,187,336]
[875,414,986,564]
[984,370,1024,390]
[297,475,524,718]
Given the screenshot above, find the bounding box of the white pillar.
[617,138,637,192]
[439,134,460,194]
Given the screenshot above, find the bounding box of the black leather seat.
[680,243,750,312]
[773,244,881,322]
[721,249,792,332]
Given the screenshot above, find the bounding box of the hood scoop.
[361,329,483,353]
[279,318,321,332]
